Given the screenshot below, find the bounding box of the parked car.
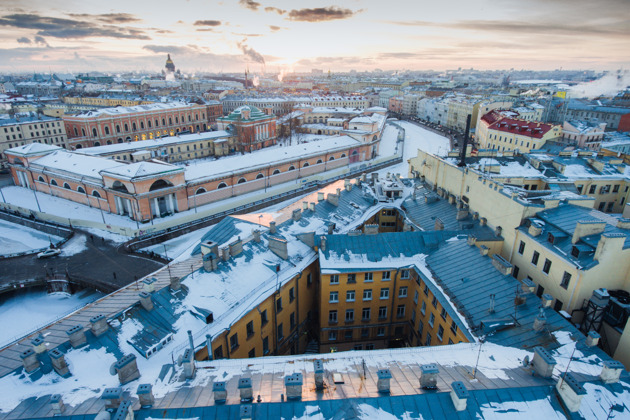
[37,248,61,258]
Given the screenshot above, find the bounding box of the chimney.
[101,387,123,410]
[213,381,227,403]
[317,192,325,202]
[450,381,469,412]
[457,114,471,167]
[309,202,316,212]
[327,192,339,206]
[284,373,303,399]
[89,314,108,337]
[142,278,156,293]
[616,218,630,229]
[532,346,556,378]
[533,307,547,332]
[364,224,379,235]
[467,235,477,246]
[252,229,261,243]
[556,373,586,412]
[320,236,327,251]
[240,404,253,420]
[456,208,469,221]
[585,331,600,347]
[337,187,342,196]
[170,276,181,291]
[348,230,362,236]
[344,179,352,191]
[66,325,86,348]
[541,293,554,308]
[269,221,276,234]
[112,354,140,385]
[268,236,288,259]
[480,217,487,226]
[572,220,606,244]
[479,245,489,256]
[229,237,243,257]
[302,201,308,211]
[491,254,513,275]
[528,221,543,237]
[448,195,456,204]
[327,223,335,234]
[594,233,625,262]
[20,349,40,373]
[314,360,325,390]
[495,226,503,237]
[137,384,154,408]
[521,278,535,294]
[49,348,70,376]
[31,336,47,354]
[203,252,219,272]
[419,364,439,389]
[292,209,302,221]
[50,394,65,415]
[600,360,624,384]
[221,247,230,261]
[200,240,219,257]
[138,292,154,311]
[434,218,444,230]
[238,377,253,401]
[377,369,392,394]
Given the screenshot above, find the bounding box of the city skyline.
[0,0,628,74]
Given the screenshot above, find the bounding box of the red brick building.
[63,101,223,149]
[216,105,277,152]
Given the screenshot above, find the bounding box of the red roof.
[480,110,503,125]
[488,117,554,139]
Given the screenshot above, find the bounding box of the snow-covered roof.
[67,101,200,119]
[5,143,61,156]
[101,161,183,180]
[28,150,123,180]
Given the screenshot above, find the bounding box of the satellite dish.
[109,363,118,376]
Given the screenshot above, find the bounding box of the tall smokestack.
[458,114,471,168]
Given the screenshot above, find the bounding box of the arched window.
[112,181,129,193]
[124,124,129,132]
[81,128,86,137]
[352,150,359,156]
[328,156,335,161]
[148,120,152,128]
[116,125,121,133]
[77,186,85,193]
[149,179,173,191]
[92,190,101,198]
[288,165,296,171]
[50,179,58,186]
[94,141,101,147]
[63,182,71,189]
[341,153,347,158]
[237,177,247,184]
[162,118,166,126]
[175,116,178,123]
[316,159,323,164]
[132,122,137,131]
[256,173,264,179]
[140,121,145,129]
[38,176,45,182]
[195,187,206,195]
[75,144,82,149]
[169,118,172,125]
[92,128,97,137]
[217,182,228,189]
[303,162,309,168]
[118,138,123,143]
[104,126,110,135]
[272,169,281,175]
[74,127,78,136]
[107,140,112,145]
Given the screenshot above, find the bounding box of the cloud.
[16,36,31,44]
[269,25,283,32]
[68,13,140,23]
[0,13,151,40]
[287,7,360,22]
[143,45,199,55]
[34,35,49,47]
[265,7,285,15]
[237,40,265,64]
[194,20,222,27]
[239,0,261,11]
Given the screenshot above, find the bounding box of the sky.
[0,0,628,74]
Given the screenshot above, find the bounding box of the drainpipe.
[389,268,402,338]
[224,328,231,359]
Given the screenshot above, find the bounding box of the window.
[380,288,389,299]
[382,271,391,281]
[518,241,525,255]
[345,309,354,322]
[440,308,447,321]
[418,319,424,335]
[362,307,371,321]
[554,299,563,312]
[246,321,254,338]
[329,310,338,323]
[431,296,438,308]
[600,185,611,194]
[396,305,405,318]
[414,291,419,304]
[361,328,369,338]
[542,259,552,274]
[290,312,296,330]
[230,333,239,350]
[276,297,283,312]
[423,284,429,296]
[378,306,387,319]
[560,272,571,290]
[289,287,295,303]
[421,301,426,315]
[346,290,355,302]
[263,337,269,355]
[437,325,444,341]
[261,310,268,326]
[377,327,385,336]
[330,274,339,285]
[411,309,416,323]
[307,273,312,286]
[329,291,339,303]
[345,330,353,340]
[613,184,620,193]
[347,274,356,284]
[450,320,458,334]
[214,346,223,359]
[364,272,373,282]
[429,313,435,327]
[425,333,432,346]
[400,270,410,279]
[531,251,540,265]
[248,348,255,358]
[92,190,101,198]
[277,323,284,340]
[363,289,372,301]
[589,185,596,194]
[329,331,337,341]
[399,286,408,298]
